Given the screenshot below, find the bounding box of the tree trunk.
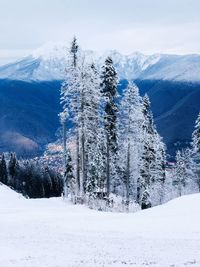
[136,177,141,204]
[80,127,85,200]
[178,181,182,196]
[76,128,80,199]
[106,133,110,198]
[125,142,130,211]
[80,79,86,202]
[63,122,68,198]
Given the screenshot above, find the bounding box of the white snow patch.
[0,184,200,266]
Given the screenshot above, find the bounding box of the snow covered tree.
[139,95,155,204]
[8,153,17,178]
[81,63,104,197]
[0,153,8,185]
[42,167,53,198]
[88,127,107,196]
[101,57,118,198]
[58,39,168,210]
[64,149,76,198]
[192,112,200,153]
[118,81,143,208]
[141,189,151,210]
[139,95,166,206]
[60,36,81,199]
[181,148,199,193]
[181,119,200,193]
[60,39,107,203]
[154,133,166,183]
[150,131,166,205]
[8,153,20,187]
[174,150,188,196]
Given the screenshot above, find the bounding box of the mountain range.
[0,44,200,157]
[1,43,200,82]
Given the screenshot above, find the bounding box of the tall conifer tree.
[101,57,118,197]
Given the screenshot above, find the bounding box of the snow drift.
[0,184,200,266]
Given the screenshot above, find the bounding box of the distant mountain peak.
[0,44,200,82]
[31,42,68,60]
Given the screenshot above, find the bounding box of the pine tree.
[192,112,200,153]
[191,112,200,191]
[64,150,76,198]
[174,150,187,196]
[8,153,19,187]
[0,153,8,185]
[141,189,151,210]
[42,167,53,198]
[81,63,103,197]
[119,81,143,208]
[150,131,166,205]
[60,36,81,199]
[101,57,118,198]
[190,113,200,192]
[139,95,155,204]
[21,160,35,197]
[154,133,166,184]
[139,94,166,206]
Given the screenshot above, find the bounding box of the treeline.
[60,37,166,210]
[172,113,200,197]
[0,153,63,198]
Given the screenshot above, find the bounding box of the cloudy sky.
[0,0,200,63]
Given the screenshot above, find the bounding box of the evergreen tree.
[42,167,53,198]
[0,153,8,185]
[139,95,155,204]
[8,153,19,187]
[141,189,151,210]
[150,131,166,205]
[119,81,143,208]
[139,95,166,206]
[101,57,118,197]
[174,150,187,196]
[191,112,200,191]
[82,63,103,196]
[192,112,200,153]
[64,150,75,198]
[21,160,36,197]
[60,36,81,199]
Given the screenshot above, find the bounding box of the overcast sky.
[0,0,200,63]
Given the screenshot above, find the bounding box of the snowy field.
[0,185,200,267]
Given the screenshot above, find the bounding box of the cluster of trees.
[173,112,200,196]
[0,153,63,198]
[60,37,166,210]
[1,38,199,211]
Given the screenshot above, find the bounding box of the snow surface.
[1,184,200,267]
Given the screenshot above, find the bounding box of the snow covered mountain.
[0,44,200,157]
[1,43,200,82]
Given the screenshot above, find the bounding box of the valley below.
[0,78,200,157]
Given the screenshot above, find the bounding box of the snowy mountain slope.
[0,44,200,157]
[0,44,160,81]
[1,43,200,82]
[139,54,200,82]
[1,183,200,267]
[96,50,161,80]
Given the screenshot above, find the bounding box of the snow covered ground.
[0,184,200,267]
